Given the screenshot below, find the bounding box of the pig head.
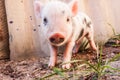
[34,0,97,69]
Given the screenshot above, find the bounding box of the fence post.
[0,0,9,59]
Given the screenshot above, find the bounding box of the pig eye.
[67,17,70,22]
[43,17,48,25]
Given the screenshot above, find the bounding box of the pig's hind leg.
[73,29,97,53]
[72,36,84,53]
[86,32,97,51]
[72,29,86,53]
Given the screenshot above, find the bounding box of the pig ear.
[34,0,43,18]
[69,0,79,16]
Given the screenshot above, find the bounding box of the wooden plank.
[0,0,9,59]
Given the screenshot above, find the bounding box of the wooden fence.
[0,0,119,60]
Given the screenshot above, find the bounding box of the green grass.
[39,46,120,80]
[79,40,89,51]
[88,46,120,79]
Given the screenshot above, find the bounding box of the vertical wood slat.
[0,0,9,59]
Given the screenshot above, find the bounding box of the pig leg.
[72,37,84,53]
[86,32,97,51]
[62,41,75,69]
[48,45,57,68]
[72,30,86,53]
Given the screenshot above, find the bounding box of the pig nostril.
[59,38,64,43]
[49,37,64,44]
[50,38,55,43]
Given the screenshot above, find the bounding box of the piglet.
[34,0,97,69]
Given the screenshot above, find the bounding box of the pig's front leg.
[62,41,75,69]
[48,45,57,68]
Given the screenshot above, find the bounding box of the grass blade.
[108,53,120,63]
[53,68,64,76]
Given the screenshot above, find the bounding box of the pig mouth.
[50,42,65,46]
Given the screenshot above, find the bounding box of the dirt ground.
[0,38,120,80]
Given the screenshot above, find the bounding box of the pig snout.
[49,33,65,45]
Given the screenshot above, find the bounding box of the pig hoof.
[48,65,54,69]
[93,48,97,52]
[72,49,77,53]
[48,62,55,69]
[72,46,78,53]
[62,63,71,69]
[94,47,97,51]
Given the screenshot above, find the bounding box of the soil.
[0,38,120,80]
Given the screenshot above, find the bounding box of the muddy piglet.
[34,0,97,69]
